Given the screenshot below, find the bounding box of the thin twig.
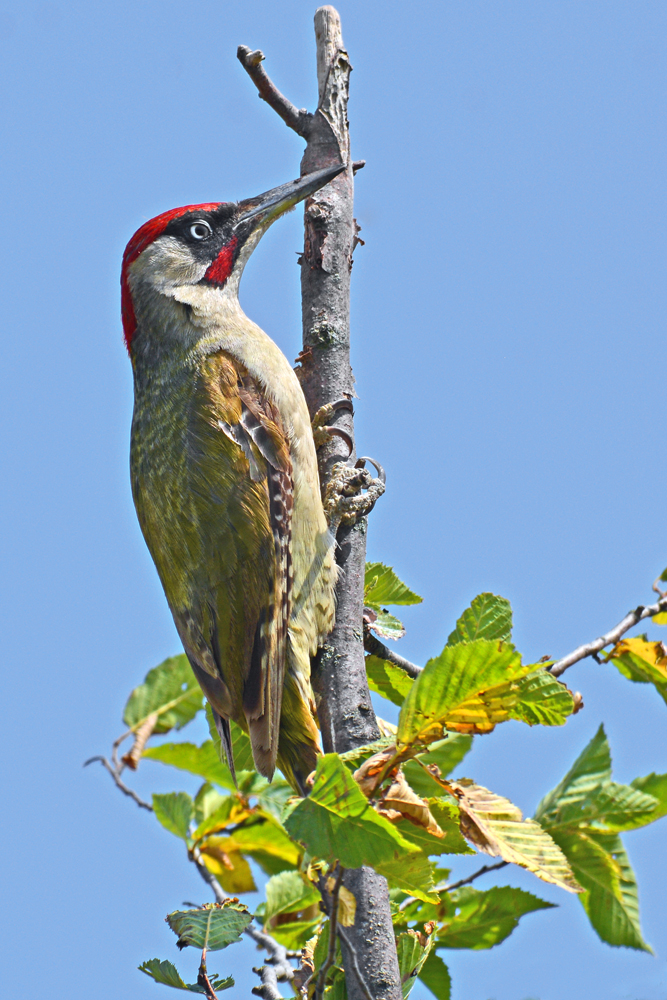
[197,949,219,1000]
[83,755,153,811]
[316,868,345,1000]
[192,850,226,903]
[397,859,509,912]
[549,597,667,677]
[337,928,374,1000]
[438,861,508,893]
[364,629,422,678]
[237,46,312,138]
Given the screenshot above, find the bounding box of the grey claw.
[355,456,386,485]
[331,397,355,416]
[324,426,354,456]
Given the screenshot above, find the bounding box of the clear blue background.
[1,2,665,998]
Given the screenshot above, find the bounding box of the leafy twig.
[549,596,667,677]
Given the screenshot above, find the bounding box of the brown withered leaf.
[447,779,580,893]
[380,771,444,838]
[353,746,399,796]
[121,711,159,769]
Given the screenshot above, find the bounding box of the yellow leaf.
[611,637,667,674]
[653,612,667,625]
[198,840,257,894]
[324,881,357,927]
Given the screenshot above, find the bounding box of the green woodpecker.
[122,165,346,793]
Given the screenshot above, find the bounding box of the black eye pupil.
[190,222,211,240]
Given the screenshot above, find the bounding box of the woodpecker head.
[122,163,345,355]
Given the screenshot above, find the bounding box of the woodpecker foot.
[312,398,354,454]
[323,456,386,533]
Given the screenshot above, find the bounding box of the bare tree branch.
[237,9,401,999]
[364,630,422,678]
[83,755,153,811]
[247,926,296,1000]
[549,596,667,677]
[237,46,312,138]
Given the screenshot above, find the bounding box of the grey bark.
[239,8,402,999]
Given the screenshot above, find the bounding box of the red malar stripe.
[204,236,238,286]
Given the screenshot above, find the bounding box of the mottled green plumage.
[124,178,343,791]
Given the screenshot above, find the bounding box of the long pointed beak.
[235,163,347,230]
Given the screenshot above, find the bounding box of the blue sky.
[1,2,666,998]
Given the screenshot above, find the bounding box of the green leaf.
[192,797,251,841]
[284,754,437,902]
[138,958,233,993]
[153,792,194,841]
[398,640,562,745]
[397,929,433,998]
[508,669,575,727]
[447,594,512,646]
[435,886,554,950]
[206,704,255,774]
[366,656,414,707]
[630,772,667,823]
[417,952,451,1000]
[660,567,667,583]
[124,655,203,734]
[369,610,406,640]
[534,725,657,833]
[338,737,397,768]
[534,725,612,827]
[143,740,236,790]
[364,562,422,607]
[536,727,656,950]
[394,800,474,857]
[550,829,650,951]
[193,784,229,827]
[403,736,473,797]
[267,918,323,950]
[264,870,321,922]
[255,781,294,823]
[166,902,252,951]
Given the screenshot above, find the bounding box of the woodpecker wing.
[134,349,293,781]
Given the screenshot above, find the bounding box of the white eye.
[189,220,212,240]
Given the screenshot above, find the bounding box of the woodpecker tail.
[212,710,236,786]
[276,672,320,796]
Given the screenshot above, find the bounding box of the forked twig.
[549,596,667,676]
[83,754,153,811]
